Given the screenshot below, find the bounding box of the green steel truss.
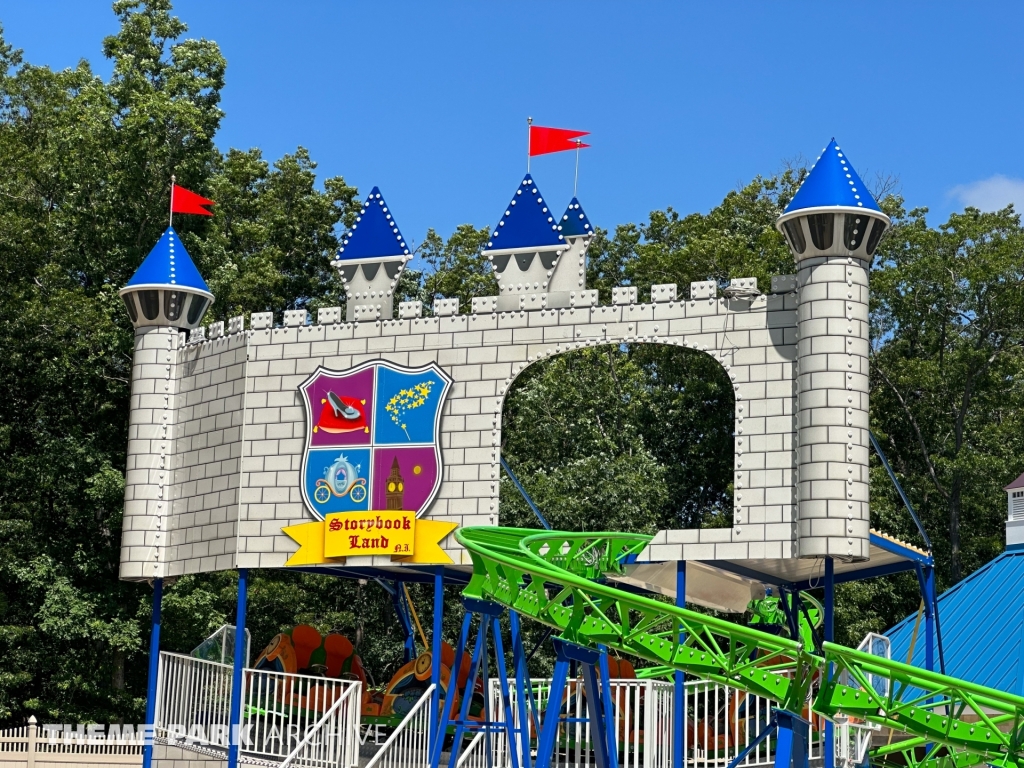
[457,526,1024,768]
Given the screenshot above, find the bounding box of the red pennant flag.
[529,125,590,157]
[171,183,214,216]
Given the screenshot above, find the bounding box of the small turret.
[331,187,411,322]
[480,175,595,311]
[119,227,214,331]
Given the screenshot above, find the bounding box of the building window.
[122,293,138,323]
[807,214,834,250]
[165,291,185,322]
[186,295,209,326]
[865,219,887,255]
[138,290,160,321]
[783,220,806,254]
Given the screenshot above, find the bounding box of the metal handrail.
[364,683,436,768]
[279,682,360,768]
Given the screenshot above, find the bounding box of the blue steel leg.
[227,569,248,768]
[446,618,488,768]
[432,569,444,743]
[142,578,163,768]
[674,561,686,768]
[924,565,936,673]
[535,656,571,768]
[493,618,524,768]
[773,710,809,768]
[492,617,521,768]
[824,558,834,768]
[432,612,472,768]
[509,612,533,768]
[582,662,610,768]
[481,620,491,768]
[597,648,618,768]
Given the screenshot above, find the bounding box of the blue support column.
[446,619,488,768]
[773,710,809,768]
[582,662,610,768]
[491,617,522,768]
[673,561,686,768]
[431,568,444,743]
[432,611,473,767]
[824,558,835,768]
[597,648,619,768]
[510,612,533,768]
[924,565,936,673]
[535,653,571,768]
[227,569,248,768]
[142,578,163,768]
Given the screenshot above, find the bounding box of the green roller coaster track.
[456,526,1024,768]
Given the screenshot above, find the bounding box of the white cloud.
[948,174,1024,212]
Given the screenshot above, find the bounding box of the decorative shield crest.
[298,361,452,521]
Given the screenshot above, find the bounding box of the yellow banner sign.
[324,511,415,558]
[282,515,457,567]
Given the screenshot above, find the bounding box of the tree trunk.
[111,649,125,692]
[949,479,962,583]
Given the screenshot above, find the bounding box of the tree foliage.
[1,0,1023,727]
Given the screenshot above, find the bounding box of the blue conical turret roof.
[557,197,592,237]
[336,187,409,261]
[125,227,210,294]
[486,174,564,251]
[784,139,882,214]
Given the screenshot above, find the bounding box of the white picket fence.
[155,651,361,767]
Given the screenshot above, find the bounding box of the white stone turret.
[777,139,889,561]
[331,187,411,322]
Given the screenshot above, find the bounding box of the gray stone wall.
[120,280,811,581]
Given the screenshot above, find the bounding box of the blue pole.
[673,561,686,767]
[597,649,619,768]
[582,662,610,768]
[491,617,522,768]
[510,612,533,768]
[432,612,472,768]
[824,558,834,768]
[142,578,163,768]
[432,568,444,743]
[446,619,488,768]
[924,566,935,673]
[227,569,248,768]
[535,656,570,768]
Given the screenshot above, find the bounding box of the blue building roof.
[886,547,1024,695]
[784,139,882,215]
[558,197,592,237]
[486,174,564,251]
[336,187,409,261]
[125,227,210,294]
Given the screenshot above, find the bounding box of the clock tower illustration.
[385,457,405,511]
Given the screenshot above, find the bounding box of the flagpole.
[527,116,532,174]
[574,140,581,196]
[169,175,175,228]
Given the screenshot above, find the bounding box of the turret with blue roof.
[479,174,601,312]
[331,186,412,322]
[119,226,214,331]
[775,139,890,259]
[557,197,593,239]
[775,139,892,561]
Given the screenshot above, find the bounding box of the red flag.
[529,125,590,157]
[171,184,214,216]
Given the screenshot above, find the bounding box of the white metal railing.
[684,677,823,768]
[155,650,361,767]
[364,684,435,768]
[279,683,360,768]
[484,677,675,768]
[155,652,233,749]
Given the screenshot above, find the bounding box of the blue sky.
[4,2,1023,249]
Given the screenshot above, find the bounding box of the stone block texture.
[119,273,854,580]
